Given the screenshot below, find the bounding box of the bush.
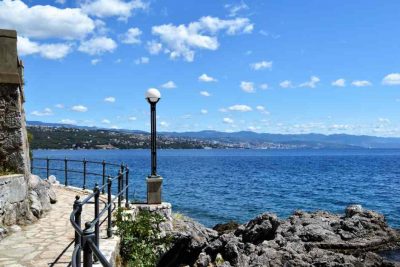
[115,208,171,267]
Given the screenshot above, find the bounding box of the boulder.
[27,174,57,218]
[159,205,400,267]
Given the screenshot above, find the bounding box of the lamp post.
[145,88,163,204]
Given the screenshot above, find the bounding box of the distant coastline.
[27,121,400,150]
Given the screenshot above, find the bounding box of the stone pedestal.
[147,176,163,204]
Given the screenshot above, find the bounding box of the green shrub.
[115,208,171,267]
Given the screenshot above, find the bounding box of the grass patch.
[115,208,172,267]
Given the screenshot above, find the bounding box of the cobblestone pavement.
[0,186,117,267]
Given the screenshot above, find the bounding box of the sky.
[1,0,400,136]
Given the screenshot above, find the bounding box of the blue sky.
[1,0,400,136]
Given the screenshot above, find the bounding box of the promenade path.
[0,186,119,267]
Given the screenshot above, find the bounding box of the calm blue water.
[32,149,400,228]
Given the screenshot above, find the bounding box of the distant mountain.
[162,130,400,148]
[27,121,400,149]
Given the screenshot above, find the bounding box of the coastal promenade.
[0,186,119,267]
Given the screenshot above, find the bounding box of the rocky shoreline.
[160,205,400,267]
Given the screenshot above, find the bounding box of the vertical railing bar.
[118,170,122,208]
[46,157,49,179]
[93,183,100,263]
[65,157,68,186]
[102,160,106,194]
[82,222,94,267]
[94,183,100,249]
[107,177,112,238]
[73,196,82,267]
[125,165,129,208]
[83,158,87,190]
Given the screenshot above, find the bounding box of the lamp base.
[147,176,163,204]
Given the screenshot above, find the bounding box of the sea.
[32,149,400,228]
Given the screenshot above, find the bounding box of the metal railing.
[31,158,130,267]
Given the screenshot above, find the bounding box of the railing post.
[30,157,33,173]
[125,165,129,208]
[101,160,106,194]
[118,170,122,208]
[64,157,68,186]
[107,177,112,238]
[46,157,49,179]
[83,158,87,190]
[82,222,94,267]
[73,196,82,267]
[94,183,100,249]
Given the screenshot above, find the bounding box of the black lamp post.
[145,88,162,204]
[146,88,161,177]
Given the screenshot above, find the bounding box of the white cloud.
[223,118,234,124]
[31,108,53,116]
[71,105,88,112]
[60,119,76,124]
[55,104,64,109]
[228,104,252,112]
[104,96,116,103]
[102,119,111,124]
[219,108,228,113]
[201,109,208,114]
[240,81,255,93]
[225,2,249,17]
[135,57,149,64]
[247,126,261,132]
[161,81,176,89]
[91,58,101,65]
[128,116,137,121]
[152,16,253,61]
[259,83,269,90]
[200,91,211,97]
[280,80,293,88]
[78,36,117,55]
[147,40,163,55]
[352,80,372,87]
[160,121,169,127]
[378,118,390,124]
[250,61,272,71]
[199,73,217,82]
[299,76,320,88]
[329,124,350,131]
[0,0,95,40]
[332,78,346,87]
[256,105,270,115]
[17,36,72,60]
[121,27,142,44]
[382,73,400,86]
[110,125,119,129]
[80,0,147,20]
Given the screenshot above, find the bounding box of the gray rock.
[29,190,42,218]
[159,205,400,267]
[9,225,21,233]
[345,204,363,218]
[47,175,58,184]
[194,252,211,267]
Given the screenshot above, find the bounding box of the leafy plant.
[115,208,171,267]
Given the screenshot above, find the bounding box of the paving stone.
[0,186,120,267]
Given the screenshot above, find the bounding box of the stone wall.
[0,84,29,174]
[0,29,33,229]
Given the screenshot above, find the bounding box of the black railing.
[31,158,130,267]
